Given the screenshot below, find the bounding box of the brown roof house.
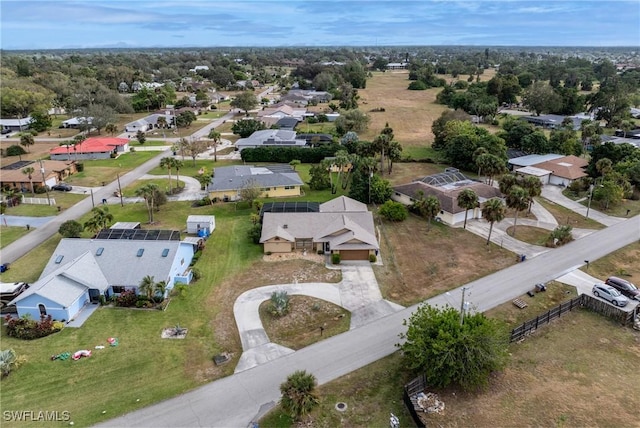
[531,155,588,187]
[392,169,503,226]
[259,195,379,261]
[0,160,77,192]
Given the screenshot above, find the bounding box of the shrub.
[306,116,319,124]
[408,80,428,90]
[248,223,262,244]
[76,163,85,172]
[369,254,377,263]
[269,290,290,317]
[547,225,574,247]
[191,267,201,281]
[5,314,62,340]
[331,253,341,264]
[130,147,136,152]
[5,145,27,157]
[378,200,408,221]
[115,290,137,307]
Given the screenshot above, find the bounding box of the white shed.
[187,215,215,235]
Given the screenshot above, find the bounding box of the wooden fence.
[402,374,427,428]
[510,294,637,342]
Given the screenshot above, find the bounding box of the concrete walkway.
[542,185,624,226]
[233,264,404,373]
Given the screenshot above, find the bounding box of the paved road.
[100,215,640,428]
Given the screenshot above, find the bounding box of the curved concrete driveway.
[233,265,404,373]
[542,185,624,226]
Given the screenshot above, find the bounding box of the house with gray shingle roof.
[260,195,379,260]
[235,129,308,152]
[9,235,194,324]
[207,164,303,201]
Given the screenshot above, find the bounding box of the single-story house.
[260,195,379,260]
[235,129,308,152]
[60,117,92,129]
[508,153,565,170]
[207,164,303,202]
[297,133,334,145]
[9,233,194,323]
[50,137,129,161]
[0,160,76,191]
[521,114,583,131]
[530,155,589,187]
[514,166,552,184]
[391,170,503,226]
[275,117,299,130]
[124,114,175,133]
[257,104,307,121]
[0,117,32,132]
[186,215,215,235]
[386,62,409,70]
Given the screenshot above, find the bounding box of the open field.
[375,214,516,306]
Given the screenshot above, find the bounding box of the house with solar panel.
[8,229,194,325]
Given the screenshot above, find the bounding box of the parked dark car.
[605,276,640,301]
[592,283,629,307]
[1,128,11,134]
[52,183,72,191]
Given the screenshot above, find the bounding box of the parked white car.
[592,283,629,307]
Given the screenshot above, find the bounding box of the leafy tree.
[431,110,472,150]
[21,166,35,195]
[176,111,197,128]
[58,220,84,238]
[247,222,262,244]
[29,109,52,132]
[231,91,258,115]
[498,117,535,149]
[232,118,266,138]
[84,206,114,234]
[522,81,562,116]
[19,133,34,153]
[239,179,262,207]
[457,188,478,229]
[6,145,27,159]
[593,180,623,210]
[587,76,631,127]
[505,185,529,237]
[136,130,146,145]
[308,164,331,190]
[334,109,370,136]
[397,304,509,390]
[379,200,408,221]
[80,104,116,134]
[160,157,178,194]
[288,159,301,171]
[279,370,319,420]
[179,138,208,166]
[482,198,506,245]
[521,131,550,154]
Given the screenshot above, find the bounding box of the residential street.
[100,215,640,428]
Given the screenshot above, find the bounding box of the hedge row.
[240,144,342,163]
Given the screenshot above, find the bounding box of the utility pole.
[90,188,95,208]
[39,159,51,206]
[585,184,594,219]
[117,173,124,207]
[459,287,467,326]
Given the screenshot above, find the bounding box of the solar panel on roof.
[93,229,180,241]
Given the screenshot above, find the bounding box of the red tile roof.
[50,137,128,155]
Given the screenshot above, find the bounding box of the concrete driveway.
[556,269,639,312]
[542,185,625,226]
[233,264,404,373]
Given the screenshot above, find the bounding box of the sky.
[1,0,639,50]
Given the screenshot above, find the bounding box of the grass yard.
[580,197,640,218]
[259,296,350,350]
[65,151,159,187]
[120,178,187,197]
[535,197,605,229]
[0,225,30,249]
[579,241,640,284]
[0,234,63,283]
[505,225,551,246]
[374,214,516,306]
[4,192,87,216]
[128,140,171,147]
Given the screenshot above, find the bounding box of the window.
[137,248,144,257]
[162,248,170,257]
[38,304,47,316]
[54,255,64,264]
[180,258,185,266]
[284,186,295,190]
[96,247,104,256]
[112,286,125,293]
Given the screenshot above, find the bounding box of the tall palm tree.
[19,134,34,153]
[279,370,319,420]
[522,176,542,214]
[482,198,506,245]
[595,158,612,184]
[135,183,159,223]
[505,185,529,237]
[83,206,114,234]
[159,157,175,194]
[105,123,118,135]
[21,166,35,195]
[413,191,441,230]
[138,275,155,301]
[174,159,183,190]
[498,174,518,195]
[457,188,478,229]
[207,129,221,162]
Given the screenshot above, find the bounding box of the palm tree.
[174,159,183,190]
[135,183,158,223]
[279,370,319,420]
[19,134,34,153]
[105,123,118,135]
[207,129,221,162]
[83,206,114,234]
[596,158,612,184]
[498,174,518,195]
[159,157,176,194]
[506,185,529,237]
[413,191,441,230]
[521,176,542,214]
[138,275,155,301]
[457,188,478,229]
[482,198,506,245]
[156,116,167,129]
[21,166,35,196]
[155,280,167,301]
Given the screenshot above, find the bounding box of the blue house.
[10,231,194,323]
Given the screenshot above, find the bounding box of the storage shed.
[187,215,215,235]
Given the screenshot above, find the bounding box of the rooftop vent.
[96,247,104,256]
[162,248,169,257]
[137,248,144,257]
[54,255,64,264]
[283,224,288,229]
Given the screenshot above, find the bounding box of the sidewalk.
[541,185,624,227]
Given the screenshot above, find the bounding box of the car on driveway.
[592,283,629,307]
[605,276,640,301]
[52,183,72,191]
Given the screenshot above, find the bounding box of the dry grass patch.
[208,259,342,364]
[375,215,515,306]
[260,296,350,350]
[505,225,550,246]
[581,241,640,284]
[382,162,446,186]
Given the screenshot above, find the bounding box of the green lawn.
[0,202,264,427]
[120,178,187,197]
[128,140,172,147]
[0,226,31,249]
[4,193,87,216]
[66,151,159,187]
